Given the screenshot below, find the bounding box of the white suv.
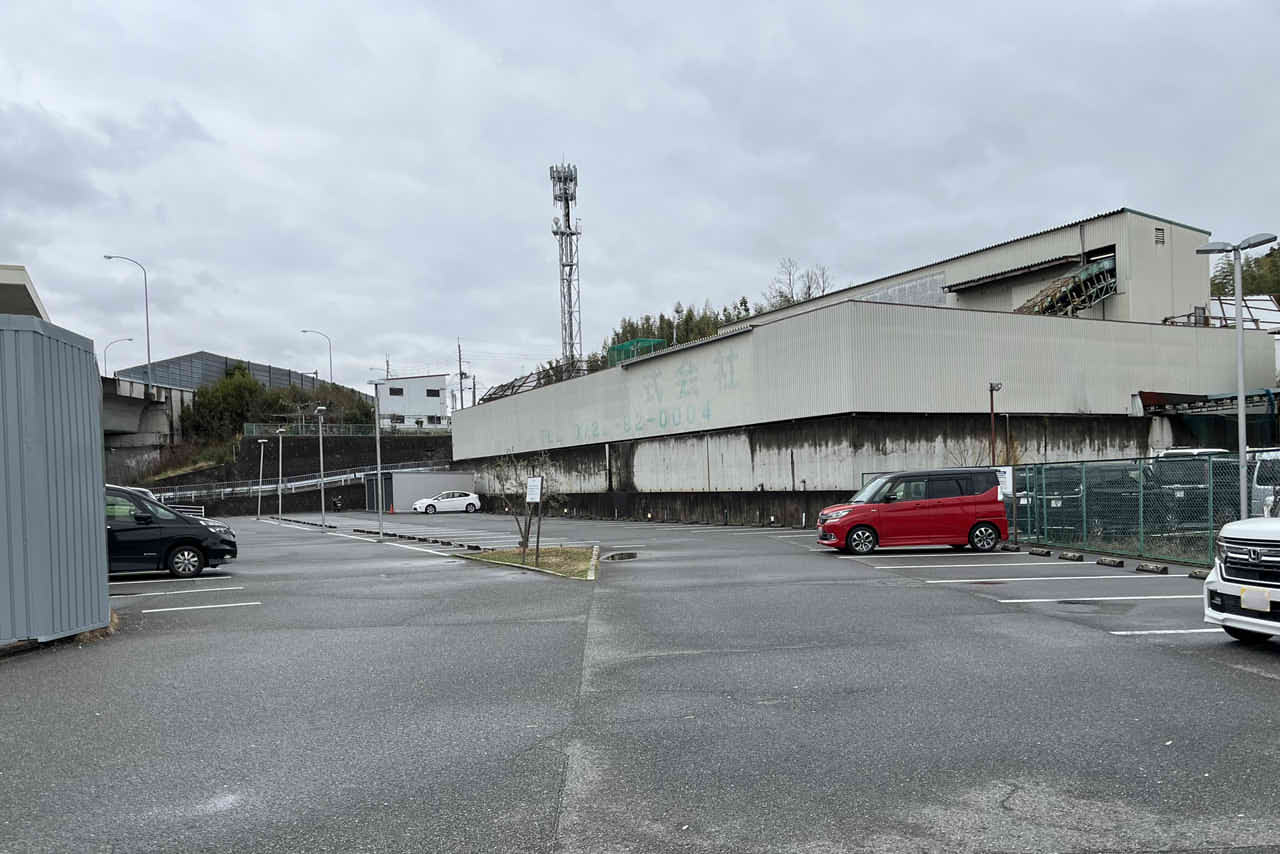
[1205,517,1280,643]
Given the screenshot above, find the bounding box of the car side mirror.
[133,512,153,524]
[882,495,896,503]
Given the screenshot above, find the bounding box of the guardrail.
[153,459,451,503]
[243,423,451,437]
[167,504,205,517]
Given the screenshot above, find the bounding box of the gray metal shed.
[1,314,109,644]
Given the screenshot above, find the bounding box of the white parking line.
[385,542,456,557]
[142,601,262,614]
[925,575,1187,584]
[998,594,1202,604]
[1110,628,1221,635]
[111,586,244,598]
[774,533,820,538]
[870,551,1030,558]
[328,531,380,542]
[843,560,1064,568]
[109,576,229,585]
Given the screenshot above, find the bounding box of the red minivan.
[817,468,1009,555]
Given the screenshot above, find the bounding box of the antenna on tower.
[550,163,583,377]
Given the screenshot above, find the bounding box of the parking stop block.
[1096,557,1125,568]
[1135,562,1169,574]
[1000,544,1021,552]
[1058,551,1084,561]
[1028,548,1052,557]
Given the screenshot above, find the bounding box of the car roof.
[882,468,995,478]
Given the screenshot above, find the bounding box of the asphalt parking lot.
[6,511,1280,853]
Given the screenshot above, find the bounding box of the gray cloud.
[1,0,1277,395]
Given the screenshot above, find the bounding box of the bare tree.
[489,451,558,564]
[764,258,835,309]
[799,264,833,301]
[763,257,802,309]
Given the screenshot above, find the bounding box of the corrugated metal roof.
[944,255,1080,293]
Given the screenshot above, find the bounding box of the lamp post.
[102,337,133,377]
[256,439,269,519]
[103,255,152,394]
[1197,232,1278,520]
[988,382,1003,466]
[371,380,385,540]
[315,405,328,528]
[276,426,287,518]
[301,329,333,384]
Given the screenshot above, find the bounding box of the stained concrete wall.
[465,412,1154,523]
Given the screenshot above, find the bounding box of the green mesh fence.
[1011,455,1254,567]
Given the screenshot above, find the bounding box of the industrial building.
[377,374,448,429]
[116,350,327,393]
[452,208,1274,522]
[724,208,1210,331]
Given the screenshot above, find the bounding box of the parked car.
[1023,465,1084,538]
[1250,451,1280,517]
[816,468,1008,555]
[1081,461,1160,537]
[105,485,236,577]
[412,491,480,514]
[1204,516,1280,643]
[1149,449,1242,531]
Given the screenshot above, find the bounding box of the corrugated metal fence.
[1,315,109,644]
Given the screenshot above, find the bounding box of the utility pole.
[457,338,468,410]
[385,355,390,379]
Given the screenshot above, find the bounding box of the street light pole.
[371,380,385,541]
[988,382,1003,466]
[276,427,286,518]
[1198,232,1278,520]
[256,439,268,519]
[104,255,152,395]
[315,405,327,528]
[102,337,133,377]
[301,329,333,384]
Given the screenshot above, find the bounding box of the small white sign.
[994,466,1013,500]
[526,476,543,503]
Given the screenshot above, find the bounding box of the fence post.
[1207,456,1215,565]
[1138,459,1145,557]
[1041,465,1047,542]
[1080,461,1088,548]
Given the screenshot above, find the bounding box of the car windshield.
[1154,458,1206,484]
[849,476,889,504]
[1257,458,1280,486]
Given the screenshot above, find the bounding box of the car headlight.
[824,509,852,521]
[1214,537,1226,564]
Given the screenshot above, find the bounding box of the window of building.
[390,414,405,424]
[427,415,442,425]
[426,388,441,398]
[389,387,404,396]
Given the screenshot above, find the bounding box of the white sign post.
[526,476,545,565]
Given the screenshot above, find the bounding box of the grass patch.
[480,546,595,579]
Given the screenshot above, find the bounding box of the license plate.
[1051,499,1062,508]
[1175,490,1185,498]
[1242,587,1271,613]
[1018,497,1030,505]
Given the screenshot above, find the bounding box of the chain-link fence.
[1012,454,1278,566]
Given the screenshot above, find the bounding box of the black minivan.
[105,485,237,577]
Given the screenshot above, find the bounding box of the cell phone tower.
[550,163,583,376]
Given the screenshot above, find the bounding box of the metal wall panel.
[454,299,1274,460]
[1,315,108,644]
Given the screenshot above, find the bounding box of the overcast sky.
[3,1,1278,397]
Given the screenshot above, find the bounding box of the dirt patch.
[481,546,595,579]
[74,610,120,644]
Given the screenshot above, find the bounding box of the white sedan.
[412,491,480,514]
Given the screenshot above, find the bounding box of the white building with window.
[377,374,448,429]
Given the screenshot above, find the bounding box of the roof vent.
[1154,226,1166,245]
